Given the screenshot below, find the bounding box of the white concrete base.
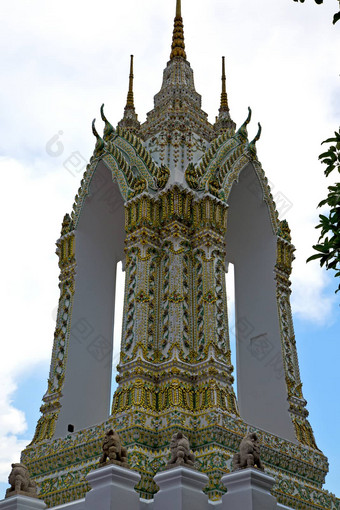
[85,464,141,510]
[50,498,85,510]
[154,467,209,510]
[0,495,46,510]
[220,469,277,510]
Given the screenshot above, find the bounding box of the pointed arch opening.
[54,161,126,437]
[110,260,125,407]
[225,162,296,442]
[225,261,237,396]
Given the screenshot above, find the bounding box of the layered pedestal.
[154,467,209,510]
[220,468,277,510]
[2,465,282,510]
[20,410,335,509]
[85,464,140,510]
[0,496,46,510]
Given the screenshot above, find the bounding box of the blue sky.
[0,0,339,500]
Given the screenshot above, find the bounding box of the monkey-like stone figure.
[99,429,128,468]
[6,463,38,498]
[232,432,264,471]
[166,432,196,469]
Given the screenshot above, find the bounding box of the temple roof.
[140,0,215,143]
[88,0,263,197]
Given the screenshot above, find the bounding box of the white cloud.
[0,376,29,484]
[0,379,26,437]
[290,214,336,324]
[0,158,73,375]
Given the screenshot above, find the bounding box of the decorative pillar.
[112,192,160,415]
[112,186,237,420]
[191,193,237,415]
[0,496,46,510]
[154,467,209,510]
[30,214,75,444]
[85,465,141,510]
[220,468,277,510]
[275,220,318,448]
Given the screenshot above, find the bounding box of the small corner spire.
[170,0,187,60]
[125,55,135,110]
[220,56,229,112]
[119,55,140,135]
[214,56,236,136]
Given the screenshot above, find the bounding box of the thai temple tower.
[20,2,338,509]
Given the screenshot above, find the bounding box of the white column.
[85,464,140,510]
[154,467,209,510]
[220,468,277,510]
[0,496,46,510]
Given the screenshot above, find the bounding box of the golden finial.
[125,55,135,110]
[220,56,229,112]
[170,0,187,60]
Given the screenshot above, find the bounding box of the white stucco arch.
[54,161,126,437]
[225,162,296,443]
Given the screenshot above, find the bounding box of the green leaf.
[319,151,331,159]
[322,137,337,144]
[322,158,335,166]
[314,244,329,252]
[333,11,340,24]
[325,165,336,177]
[318,214,330,222]
[307,254,323,262]
[308,129,340,295]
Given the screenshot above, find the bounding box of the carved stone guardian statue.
[232,432,264,471]
[99,429,129,468]
[166,431,196,469]
[6,463,38,498]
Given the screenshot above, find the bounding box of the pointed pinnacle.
[170,0,187,60]
[220,56,229,112]
[125,55,135,110]
[119,55,140,133]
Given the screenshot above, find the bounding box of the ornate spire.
[119,55,140,134]
[126,55,135,110]
[140,0,216,152]
[219,56,229,112]
[170,0,187,60]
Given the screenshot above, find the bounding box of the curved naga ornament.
[185,108,255,197]
[92,119,105,157]
[100,104,115,140]
[68,108,171,228]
